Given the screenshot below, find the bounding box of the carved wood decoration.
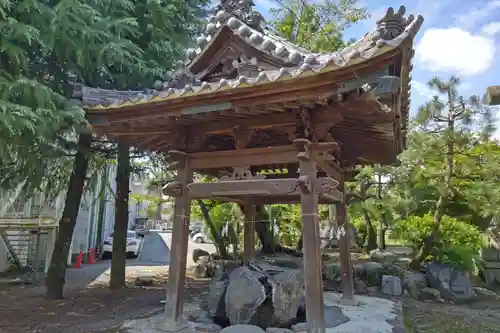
[163,181,183,197]
[233,127,254,149]
[299,108,312,139]
[220,166,265,180]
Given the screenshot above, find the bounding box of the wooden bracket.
[172,130,187,150]
[163,181,183,197]
[167,150,188,169]
[233,127,254,149]
[293,138,311,161]
[299,108,312,139]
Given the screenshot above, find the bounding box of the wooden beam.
[175,143,339,170]
[95,102,348,136]
[296,140,325,333]
[163,153,192,331]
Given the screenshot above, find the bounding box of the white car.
[102,230,142,258]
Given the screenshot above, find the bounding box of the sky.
[253,0,500,137]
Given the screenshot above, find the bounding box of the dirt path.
[0,275,209,333]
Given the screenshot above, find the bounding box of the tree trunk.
[45,134,92,299]
[363,210,377,252]
[109,143,130,289]
[378,220,387,251]
[255,205,275,253]
[197,200,228,258]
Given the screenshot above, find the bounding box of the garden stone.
[363,262,384,286]
[369,249,398,264]
[225,267,268,325]
[266,328,293,333]
[189,310,215,324]
[291,322,308,332]
[323,262,341,281]
[419,287,441,301]
[425,262,475,302]
[403,271,428,298]
[353,263,366,278]
[194,323,222,332]
[193,248,211,263]
[268,269,304,325]
[324,305,349,328]
[220,324,265,333]
[195,256,212,278]
[354,278,368,294]
[381,275,403,296]
[201,275,229,318]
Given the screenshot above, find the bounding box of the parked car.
[133,218,148,237]
[190,227,213,244]
[102,230,142,258]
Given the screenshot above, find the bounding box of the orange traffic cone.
[75,251,83,268]
[89,248,95,264]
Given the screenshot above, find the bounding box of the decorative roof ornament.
[212,0,265,31]
[371,6,408,42]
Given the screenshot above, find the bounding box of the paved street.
[157,231,215,267]
[63,231,215,288]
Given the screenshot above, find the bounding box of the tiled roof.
[484,85,500,105]
[78,6,423,110]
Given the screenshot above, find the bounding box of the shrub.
[350,215,367,248]
[391,213,485,273]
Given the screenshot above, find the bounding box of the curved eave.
[484,85,500,106]
[86,45,403,113]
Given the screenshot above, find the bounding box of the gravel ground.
[403,294,500,332]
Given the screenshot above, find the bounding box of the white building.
[0,164,150,272]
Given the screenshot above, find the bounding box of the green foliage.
[391,214,484,272]
[268,0,369,52]
[0,0,208,205]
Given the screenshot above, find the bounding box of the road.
[64,231,215,289]
[156,231,215,267]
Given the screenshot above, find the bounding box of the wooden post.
[161,151,193,331]
[336,180,356,304]
[243,199,256,264]
[295,139,325,333]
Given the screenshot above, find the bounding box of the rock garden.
[183,246,500,333]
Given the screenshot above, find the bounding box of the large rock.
[381,275,402,296]
[268,268,304,325]
[193,248,211,263]
[362,262,385,286]
[369,249,398,264]
[201,274,229,318]
[403,271,428,298]
[323,262,342,281]
[225,267,269,326]
[203,260,305,329]
[220,324,265,333]
[425,262,475,302]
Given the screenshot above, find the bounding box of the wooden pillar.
[161,151,193,331]
[295,139,325,333]
[336,180,355,303]
[243,199,256,264]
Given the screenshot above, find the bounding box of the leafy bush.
[350,215,367,248]
[391,214,485,273]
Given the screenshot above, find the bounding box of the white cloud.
[481,22,500,36]
[415,27,496,76]
[412,81,435,99]
[454,0,500,30]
